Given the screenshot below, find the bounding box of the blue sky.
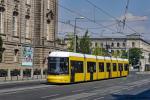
[58,0,150,40]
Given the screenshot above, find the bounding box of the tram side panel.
[105,61,112,79]
[123,62,129,76]
[70,56,85,83]
[111,61,118,78]
[85,58,97,81]
[97,60,106,80]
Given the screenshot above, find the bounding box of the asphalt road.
[0,72,150,100]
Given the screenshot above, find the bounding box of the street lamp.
[74,17,84,52]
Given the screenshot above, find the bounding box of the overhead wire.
[57,1,118,33]
[85,0,140,34]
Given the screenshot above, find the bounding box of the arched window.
[132,42,135,47]
[117,43,120,47]
[123,42,126,47]
[101,43,103,48]
[111,43,114,47]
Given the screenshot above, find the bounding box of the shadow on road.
[111,89,150,100]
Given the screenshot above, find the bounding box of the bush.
[43,69,47,75]
[0,69,7,77]
[34,69,41,75]
[23,69,31,77]
[11,69,20,76]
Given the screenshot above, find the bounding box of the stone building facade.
[90,33,150,71]
[0,0,65,79]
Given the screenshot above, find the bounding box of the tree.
[128,48,143,66]
[79,30,92,54]
[66,32,74,52]
[121,50,128,59]
[92,43,100,56]
[0,36,3,62]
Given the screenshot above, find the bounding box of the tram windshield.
[48,57,69,75]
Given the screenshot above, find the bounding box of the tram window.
[124,64,129,71]
[113,63,117,71]
[118,63,123,71]
[106,63,111,72]
[99,62,104,72]
[71,61,83,73]
[87,62,96,73]
[48,57,69,74]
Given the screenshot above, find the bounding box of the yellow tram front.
[47,52,70,83]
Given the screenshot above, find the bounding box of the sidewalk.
[136,71,150,74]
[0,75,47,85]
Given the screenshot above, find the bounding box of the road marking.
[51,93,96,100]
[0,85,55,95]
[72,89,84,93]
[41,94,59,99]
[93,97,104,100]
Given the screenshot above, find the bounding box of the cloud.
[119,12,148,21]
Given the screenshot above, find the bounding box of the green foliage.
[66,32,74,52]
[0,69,7,77]
[92,44,107,56]
[121,50,128,59]
[128,48,142,66]
[11,69,20,76]
[79,30,92,54]
[112,50,120,58]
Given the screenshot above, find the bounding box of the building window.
[111,43,114,47]
[13,16,18,36]
[0,12,4,34]
[117,43,120,47]
[95,42,97,47]
[47,24,50,40]
[47,0,50,10]
[123,42,126,47]
[132,42,135,47]
[87,62,96,73]
[14,49,19,62]
[26,0,31,5]
[106,63,111,72]
[101,43,103,48]
[25,19,30,38]
[113,63,117,71]
[99,62,104,72]
[71,61,83,73]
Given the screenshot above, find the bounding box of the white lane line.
[51,93,96,100]
[93,97,104,100]
[0,85,55,95]
[41,94,59,99]
[72,89,85,93]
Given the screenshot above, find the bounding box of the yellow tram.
[47,51,129,83]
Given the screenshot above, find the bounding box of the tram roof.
[49,51,128,61]
[49,51,84,58]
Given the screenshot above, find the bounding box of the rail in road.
[0,73,150,100]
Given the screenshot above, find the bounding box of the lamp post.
[74,17,84,52]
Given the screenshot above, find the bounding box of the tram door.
[87,62,96,81]
[106,63,111,78]
[118,63,123,77]
[70,62,75,83]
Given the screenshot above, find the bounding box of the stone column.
[41,68,43,79]
[31,68,34,79]
[20,69,23,80]
[7,69,11,80]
